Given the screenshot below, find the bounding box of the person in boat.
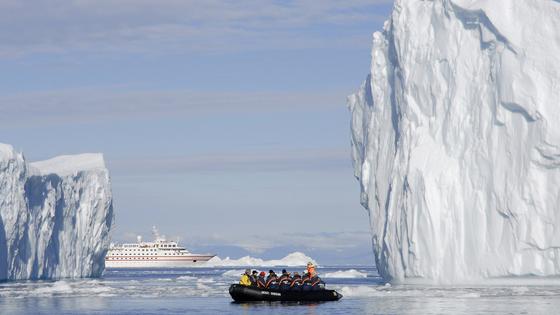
[300,270,325,291]
[306,262,316,275]
[256,271,267,288]
[265,270,279,289]
[301,271,313,291]
[250,270,258,285]
[309,271,325,290]
[289,271,303,290]
[239,269,252,286]
[277,269,292,290]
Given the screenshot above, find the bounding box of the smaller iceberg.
[0,143,113,281]
[205,252,317,267]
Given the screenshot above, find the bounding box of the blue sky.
[0,0,393,264]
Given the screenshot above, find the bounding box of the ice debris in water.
[349,0,560,283]
[0,143,113,281]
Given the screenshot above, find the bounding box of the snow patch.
[30,153,106,176]
[0,143,17,160]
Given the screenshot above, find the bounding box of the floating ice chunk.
[177,275,197,281]
[337,285,380,297]
[221,270,246,278]
[323,269,368,278]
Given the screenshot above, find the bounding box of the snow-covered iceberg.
[349,0,560,283]
[205,252,317,267]
[0,143,113,281]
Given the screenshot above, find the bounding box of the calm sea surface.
[1,266,560,314]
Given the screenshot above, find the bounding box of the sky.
[0,0,393,265]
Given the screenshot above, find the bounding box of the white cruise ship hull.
[105,255,215,269]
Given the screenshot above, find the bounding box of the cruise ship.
[105,228,215,268]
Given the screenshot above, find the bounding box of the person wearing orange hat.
[256,271,267,288]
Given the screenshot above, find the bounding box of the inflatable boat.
[229,284,343,302]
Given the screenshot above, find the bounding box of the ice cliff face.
[349,0,560,283]
[0,143,113,280]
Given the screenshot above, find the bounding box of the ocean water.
[1,266,560,314]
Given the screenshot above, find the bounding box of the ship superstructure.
[105,227,215,268]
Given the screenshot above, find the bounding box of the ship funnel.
[137,235,142,243]
[152,226,162,241]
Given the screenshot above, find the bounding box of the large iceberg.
[0,143,113,280]
[349,0,560,283]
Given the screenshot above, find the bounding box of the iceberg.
[205,252,317,267]
[0,143,113,281]
[349,0,560,283]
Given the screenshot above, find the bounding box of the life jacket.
[310,276,323,286]
[290,277,303,288]
[257,276,267,288]
[278,275,291,285]
[265,275,278,288]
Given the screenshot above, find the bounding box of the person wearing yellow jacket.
[239,269,252,286]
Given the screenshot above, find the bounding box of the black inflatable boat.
[229,284,343,302]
